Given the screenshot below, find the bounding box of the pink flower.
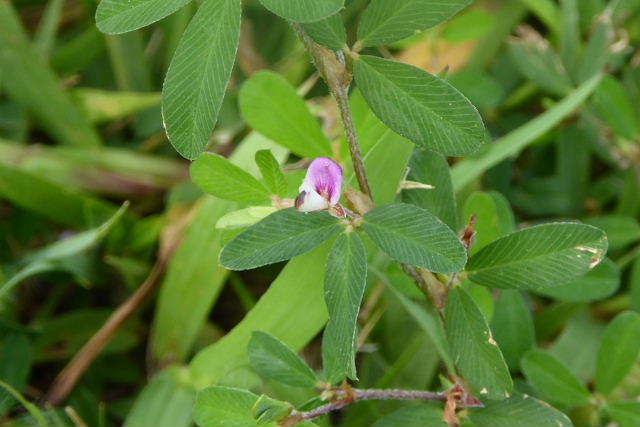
[295,157,343,213]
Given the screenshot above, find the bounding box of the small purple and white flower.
[295,157,345,216]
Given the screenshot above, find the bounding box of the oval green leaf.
[357,0,472,47]
[255,150,288,197]
[302,13,347,50]
[521,350,591,407]
[362,203,466,273]
[96,0,192,34]
[354,55,484,156]
[190,153,270,202]
[536,258,620,302]
[323,232,367,384]
[595,311,640,394]
[445,287,513,400]
[468,394,572,427]
[257,0,344,22]
[220,209,342,270]
[239,71,331,158]
[490,290,535,372]
[467,223,608,291]
[162,0,241,159]
[248,331,318,388]
[193,387,261,427]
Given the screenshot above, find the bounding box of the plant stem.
[281,388,446,425]
[290,23,373,200]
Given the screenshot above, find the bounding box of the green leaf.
[468,394,573,427]
[239,71,331,158]
[536,258,620,302]
[0,203,128,299]
[467,223,608,291]
[193,387,262,427]
[354,55,484,156]
[322,232,367,383]
[96,0,192,34]
[0,1,101,147]
[362,203,466,273]
[445,287,512,400]
[521,350,591,407]
[595,311,640,394]
[255,150,288,197]
[248,331,317,388]
[490,291,535,372]
[217,207,278,230]
[402,150,457,230]
[584,215,640,250]
[301,14,346,50]
[257,0,344,22]
[357,0,471,47]
[451,74,603,191]
[163,0,241,159]
[463,191,515,255]
[220,209,342,270]
[605,402,640,427]
[124,367,196,427]
[372,405,447,427]
[191,153,271,202]
[0,334,32,416]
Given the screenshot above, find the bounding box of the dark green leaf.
[445,287,512,400]
[536,258,620,302]
[362,203,466,273]
[467,223,608,290]
[257,0,344,22]
[521,350,591,407]
[302,14,346,50]
[403,150,457,230]
[372,405,447,427]
[595,311,640,394]
[468,394,573,427]
[490,291,534,371]
[0,334,32,416]
[220,209,342,270]
[354,55,484,156]
[248,331,317,388]
[191,153,271,202]
[323,232,367,383]
[163,0,241,159]
[239,71,331,158]
[255,150,288,197]
[96,0,192,34]
[357,0,472,47]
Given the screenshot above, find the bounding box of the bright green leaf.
[193,387,262,427]
[96,0,192,34]
[255,150,288,197]
[239,71,331,158]
[468,394,573,427]
[248,331,317,388]
[323,232,367,383]
[257,0,344,23]
[521,350,591,407]
[362,203,466,273]
[302,14,346,50]
[354,55,484,156]
[191,153,270,202]
[220,209,342,270]
[357,0,472,47]
[445,287,512,400]
[595,311,640,394]
[467,223,608,290]
[536,258,620,302]
[605,402,640,427]
[163,0,241,159]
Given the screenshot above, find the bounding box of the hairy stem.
[281,388,447,425]
[290,23,373,199]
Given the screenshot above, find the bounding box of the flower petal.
[301,157,343,205]
[295,189,331,212]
